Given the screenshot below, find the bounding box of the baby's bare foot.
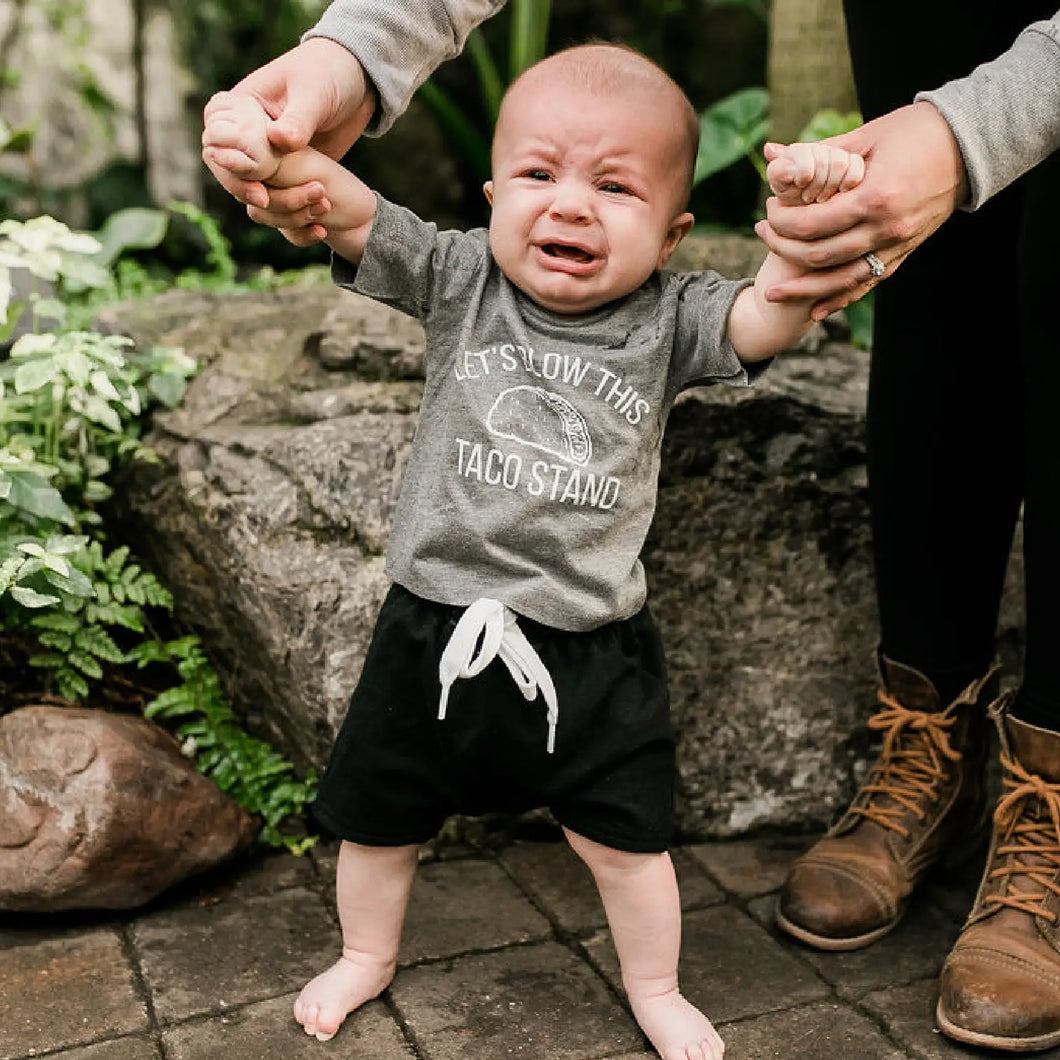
[629,987,724,1060]
[292,950,396,1042]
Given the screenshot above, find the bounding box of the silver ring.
[864,252,885,279]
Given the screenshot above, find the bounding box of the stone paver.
[0,834,1014,1060]
[686,834,812,898]
[584,904,830,1025]
[791,899,961,999]
[862,980,982,1060]
[390,941,643,1059]
[0,929,147,1059]
[163,995,412,1059]
[400,858,552,964]
[497,839,722,937]
[720,1000,908,1059]
[132,886,337,1023]
[34,1039,161,1060]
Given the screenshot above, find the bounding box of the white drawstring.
[437,598,559,753]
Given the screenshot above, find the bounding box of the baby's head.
[484,43,699,315]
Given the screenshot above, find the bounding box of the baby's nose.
[548,181,592,222]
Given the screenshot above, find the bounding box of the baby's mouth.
[541,242,595,264]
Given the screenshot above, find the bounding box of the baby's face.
[485,79,693,315]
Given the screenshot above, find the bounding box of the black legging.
[842,0,1060,720]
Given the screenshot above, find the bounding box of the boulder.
[100,241,1026,837]
[0,706,255,912]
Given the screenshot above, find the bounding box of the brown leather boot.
[775,655,997,950]
[937,697,1060,1052]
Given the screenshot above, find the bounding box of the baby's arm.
[727,142,865,362]
[266,149,377,262]
[203,91,376,264]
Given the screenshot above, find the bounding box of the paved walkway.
[1,829,1050,1060]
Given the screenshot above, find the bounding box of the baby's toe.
[296,1000,321,1037]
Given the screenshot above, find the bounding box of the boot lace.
[849,692,961,836]
[982,754,1060,922]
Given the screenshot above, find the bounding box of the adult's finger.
[762,258,871,305]
[756,213,876,270]
[244,185,331,229]
[275,222,329,247]
[764,192,871,248]
[246,197,330,232]
[262,38,375,159]
[764,104,964,264]
[810,282,877,322]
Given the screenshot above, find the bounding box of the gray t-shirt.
[335,197,755,631]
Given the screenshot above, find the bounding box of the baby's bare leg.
[565,828,724,1060]
[293,840,419,1041]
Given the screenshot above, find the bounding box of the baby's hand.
[764,141,865,205]
[202,91,282,184]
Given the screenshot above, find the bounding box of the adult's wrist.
[909,99,970,209]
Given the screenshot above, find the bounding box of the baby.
[204,42,862,1060]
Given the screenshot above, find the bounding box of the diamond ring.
[864,252,885,279]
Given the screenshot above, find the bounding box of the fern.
[137,637,318,853]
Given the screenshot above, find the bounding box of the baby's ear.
[483,181,494,206]
[657,211,695,268]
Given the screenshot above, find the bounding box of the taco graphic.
[486,385,592,465]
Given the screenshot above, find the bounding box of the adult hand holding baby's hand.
[756,103,968,317]
[202,37,374,242]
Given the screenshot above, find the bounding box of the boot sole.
[936,1002,1060,1053]
[774,901,900,952]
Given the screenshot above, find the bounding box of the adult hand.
[755,102,969,319]
[202,36,376,242]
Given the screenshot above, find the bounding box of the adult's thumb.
[267,91,322,152]
[813,121,875,156]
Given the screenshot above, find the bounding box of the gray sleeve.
[333,195,489,322]
[915,11,1060,209]
[304,0,508,134]
[670,272,764,393]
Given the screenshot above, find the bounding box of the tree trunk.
[767,0,858,144]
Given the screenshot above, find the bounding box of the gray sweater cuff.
[915,14,1060,210]
[304,0,507,135]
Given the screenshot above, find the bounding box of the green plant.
[132,636,317,853]
[694,93,862,189]
[417,0,553,184]
[0,213,317,853]
[694,86,772,186]
[24,542,172,702]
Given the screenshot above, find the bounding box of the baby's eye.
[600,182,630,195]
[524,169,552,182]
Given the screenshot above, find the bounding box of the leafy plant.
[694,86,771,185]
[132,636,318,853]
[25,542,171,702]
[417,0,553,184]
[694,92,862,190]
[0,213,317,853]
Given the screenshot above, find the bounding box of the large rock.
[101,247,1025,837]
[0,706,255,911]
